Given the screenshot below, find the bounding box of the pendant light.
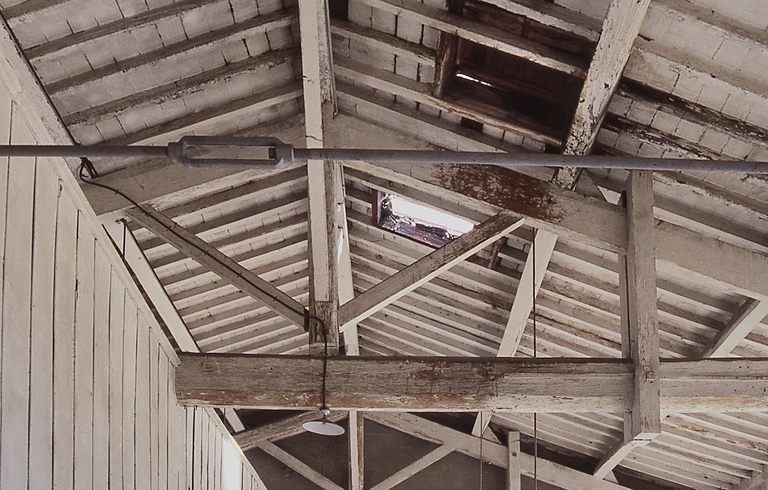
[302,315,345,436]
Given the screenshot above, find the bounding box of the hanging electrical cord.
[532,227,539,490]
[479,411,484,490]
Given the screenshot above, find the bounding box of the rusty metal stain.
[434,164,562,223]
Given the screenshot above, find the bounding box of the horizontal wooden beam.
[341,159,768,301]
[175,354,768,412]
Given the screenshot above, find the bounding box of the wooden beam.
[625,171,661,441]
[175,354,768,412]
[125,204,307,329]
[701,299,768,358]
[370,445,453,490]
[357,0,587,77]
[330,19,435,67]
[738,465,768,490]
[592,438,649,480]
[300,0,344,354]
[102,219,199,353]
[367,412,631,490]
[235,411,347,451]
[334,56,560,146]
[257,440,345,490]
[339,211,524,330]
[497,229,558,357]
[554,0,652,189]
[342,159,768,301]
[479,0,601,42]
[508,431,521,490]
[348,411,364,490]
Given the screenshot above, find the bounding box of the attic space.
[0,0,767,489]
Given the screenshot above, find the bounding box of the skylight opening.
[388,196,474,235]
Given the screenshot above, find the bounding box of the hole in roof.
[378,194,474,248]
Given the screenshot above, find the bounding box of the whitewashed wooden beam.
[367,412,631,490]
[339,211,524,330]
[625,170,661,440]
[357,0,586,77]
[472,228,557,437]
[498,230,558,357]
[554,0,652,189]
[701,299,768,358]
[592,438,648,480]
[300,0,345,354]
[508,431,521,490]
[102,218,199,353]
[223,408,246,433]
[176,354,768,412]
[480,0,601,42]
[125,204,307,329]
[370,445,453,490]
[348,411,364,490]
[257,440,345,490]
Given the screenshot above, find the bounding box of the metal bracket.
[167,136,295,169]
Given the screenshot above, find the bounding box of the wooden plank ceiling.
[2,0,768,488]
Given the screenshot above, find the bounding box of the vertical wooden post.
[626,170,661,440]
[507,431,521,490]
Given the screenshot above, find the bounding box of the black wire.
[532,227,538,490]
[77,160,316,331]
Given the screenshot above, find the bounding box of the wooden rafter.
[257,440,344,490]
[701,299,768,358]
[339,211,524,330]
[554,0,652,189]
[176,354,768,412]
[125,204,307,329]
[367,412,631,490]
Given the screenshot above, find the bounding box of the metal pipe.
[295,149,768,174]
[0,139,767,173]
[0,144,169,159]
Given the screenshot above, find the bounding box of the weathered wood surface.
[126,203,308,329]
[625,171,661,440]
[176,354,768,412]
[340,211,524,329]
[342,160,768,301]
[0,61,266,488]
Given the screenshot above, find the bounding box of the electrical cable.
[77,161,322,333]
[532,227,538,490]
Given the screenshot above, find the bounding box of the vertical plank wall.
[0,82,267,488]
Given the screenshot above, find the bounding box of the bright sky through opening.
[389,195,474,235]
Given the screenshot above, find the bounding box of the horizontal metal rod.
[0,144,169,159]
[296,149,768,173]
[0,140,766,173]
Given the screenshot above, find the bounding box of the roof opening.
[378,194,474,247]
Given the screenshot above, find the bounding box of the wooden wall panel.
[0,81,267,489]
